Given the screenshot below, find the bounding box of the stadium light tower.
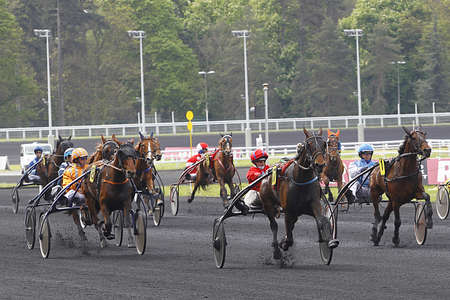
[232,30,252,149]
[34,29,54,146]
[128,30,146,134]
[344,29,364,142]
[198,70,215,132]
[391,61,406,125]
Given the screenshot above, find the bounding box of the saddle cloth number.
[204,153,210,168]
[272,166,277,186]
[379,159,385,176]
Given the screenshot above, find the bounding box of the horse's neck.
[397,143,418,173]
[108,157,126,181]
[292,152,314,181]
[219,152,232,167]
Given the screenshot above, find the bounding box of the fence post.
[105,127,109,136]
[415,103,419,126]
[88,128,92,137]
[172,111,176,134]
[432,102,436,124]
[122,127,125,136]
[155,112,160,135]
[293,120,296,130]
[6,131,9,140]
[22,130,26,139]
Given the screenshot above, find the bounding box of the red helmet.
[250,149,268,163]
[196,142,208,153]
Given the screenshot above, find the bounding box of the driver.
[25,146,43,184]
[348,144,376,202]
[243,149,270,209]
[185,142,209,181]
[62,147,89,206]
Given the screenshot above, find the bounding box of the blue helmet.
[34,146,43,153]
[64,148,74,160]
[358,144,374,158]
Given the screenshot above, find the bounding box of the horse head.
[326,133,340,162]
[56,135,73,155]
[116,143,137,178]
[219,133,233,156]
[102,140,119,161]
[138,131,162,162]
[401,126,431,158]
[299,128,326,173]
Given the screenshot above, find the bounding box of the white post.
[172,111,176,134]
[432,102,436,124]
[355,31,364,142]
[263,83,269,152]
[154,111,159,135]
[415,103,419,125]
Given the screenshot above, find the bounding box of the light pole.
[344,29,364,142]
[128,30,146,134]
[391,61,406,125]
[232,30,252,149]
[263,83,269,152]
[34,29,54,147]
[198,70,215,132]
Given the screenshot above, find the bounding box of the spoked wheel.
[152,203,162,227]
[212,219,227,268]
[318,219,334,265]
[134,193,148,228]
[11,187,19,214]
[170,185,179,216]
[134,210,147,255]
[436,186,449,220]
[320,194,337,237]
[39,214,51,258]
[414,203,427,245]
[112,210,124,247]
[25,207,36,250]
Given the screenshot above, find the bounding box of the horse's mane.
[398,135,409,154]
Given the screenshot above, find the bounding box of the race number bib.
[379,159,385,176]
[272,166,277,186]
[89,165,96,183]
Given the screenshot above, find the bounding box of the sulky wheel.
[152,203,162,227]
[134,210,147,255]
[414,203,427,246]
[25,207,36,250]
[39,214,51,259]
[112,210,124,247]
[170,185,179,216]
[212,219,227,268]
[11,187,20,214]
[436,185,449,220]
[318,218,334,265]
[320,194,337,238]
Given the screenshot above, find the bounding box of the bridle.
[295,134,326,171]
[219,135,232,156]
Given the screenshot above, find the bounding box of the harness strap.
[103,178,129,185]
[290,176,318,186]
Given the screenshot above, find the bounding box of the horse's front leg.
[226,179,235,199]
[375,201,393,246]
[421,192,433,229]
[323,176,333,203]
[100,203,113,240]
[280,213,297,251]
[370,189,383,245]
[267,214,281,259]
[392,203,401,246]
[218,179,228,208]
[187,182,200,203]
[123,206,134,248]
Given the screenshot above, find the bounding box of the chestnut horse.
[320,130,344,203]
[188,134,237,207]
[134,132,163,208]
[36,135,73,186]
[369,126,432,247]
[259,128,337,259]
[82,142,137,248]
[87,134,120,164]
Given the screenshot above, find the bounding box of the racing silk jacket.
[247,165,271,191]
[62,164,88,192]
[26,157,40,175]
[186,153,206,174]
[348,159,375,187]
[58,162,71,177]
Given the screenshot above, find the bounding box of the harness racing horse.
[188,134,237,208]
[134,132,163,207]
[82,142,137,248]
[369,126,432,247]
[259,128,337,259]
[320,130,345,203]
[87,135,120,164]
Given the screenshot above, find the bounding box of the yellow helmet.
[72,147,88,161]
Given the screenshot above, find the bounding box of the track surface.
[1,182,450,299]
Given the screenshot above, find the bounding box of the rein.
[290,176,318,186]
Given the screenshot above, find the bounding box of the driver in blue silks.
[25,146,43,184]
[348,144,376,202]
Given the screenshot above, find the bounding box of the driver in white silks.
[348,144,376,203]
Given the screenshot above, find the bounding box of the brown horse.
[134,132,163,208]
[321,130,345,203]
[188,134,237,207]
[87,134,120,164]
[259,128,336,259]
[369,126,432,247]
[82,142,137,248]
[36,135,73,185]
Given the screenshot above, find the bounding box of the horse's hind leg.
[124,208,134,248]
[72,212,87,241]
[392,203,401,247]
[267,214,281,259]
[423,192,433,229]
[374,202,393,246]
[370,190,383,245]
[280,214,297,251]
[187,183,200,203]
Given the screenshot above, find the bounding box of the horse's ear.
[402,126,411,137]
[336,129,340,137]
[230,132,232,137]
[128,138,135,145]
[101,135,106,143]
[58,135,62,141]
[303,128,310,137]
[318,128,323,136]
[68,135,72,140]
[327,129,332,137]
[150,131,154,138]
[220,133,224,137]
[139,132,145,141]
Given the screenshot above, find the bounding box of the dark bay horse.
[259,128,337,259]
[82,142,137,248]
[369,126,432,246]
[36,135,73,186]
[188,134,236,207]
[87,134,120,164]
[134,132,163,207]
[320,130,345,202]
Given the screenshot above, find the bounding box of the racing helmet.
[71,147,88,162]
[358,144,374,158]
[34,146,43,153]
[64,148,74,161]
[196,142,208,154]
[250,149,268,164]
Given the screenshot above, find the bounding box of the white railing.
[0,112,449,140]
[156,139,450,163]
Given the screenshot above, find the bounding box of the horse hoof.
[187,198,193,203]
[328,239,339,249]
[392,237,400,247]
[279,239,292,251]
[100,239,107,248]
[426,219,433,229]
[80,233,87,241]
[273,248,282,260]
